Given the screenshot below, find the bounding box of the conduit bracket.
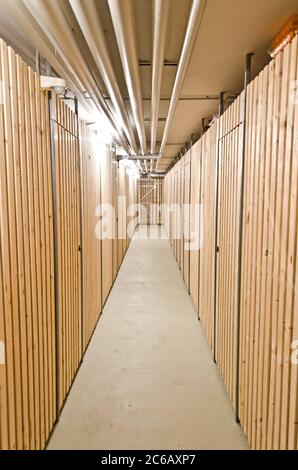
[40,75,67,92]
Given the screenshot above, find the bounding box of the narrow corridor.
[48,227,248,450]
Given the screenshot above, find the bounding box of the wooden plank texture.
[165,37,298,450]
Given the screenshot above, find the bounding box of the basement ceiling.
[0,0,297,172]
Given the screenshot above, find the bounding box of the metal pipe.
[35,49,40,75]
[158,0,207,158]
[69,0,138,155]
[105,95,219,101]
[117,154,160,161]
[151,0,170,154]
[235,52,254,423]
[107,0,147,154]
[4,0,93,115]
[24,0,131,153]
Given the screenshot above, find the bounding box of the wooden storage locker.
[183,151,191,291]
[0,40,55,449]
[239,37,298,450]
[165,37,298,450]
[100,146,114,304]
[112,156,119,277]
[80,122,102,349]
[50,93,82,409]
[189,140,202,312]
[215,94,243,407]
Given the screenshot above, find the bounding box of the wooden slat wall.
[124,168,130,251]
[288,39,298,451]
[182,152,191,290]
[173,163,181,262]
[189,140,202,312]
[128,170,138,239]
[164,37,298,450]
[239,67,267,446]
[0,40,55,449]
[137,178,163,225]
[0,39,138,450]
[80,122,102,349]
[239,36,298,450]
[116,162,135,262]
[51,94,81,409]
[118,163,129,255]
[117,162,126,265]
[216,94,243,406]
[163,173,170,238]
[178,158,184,270]
[100,146,114,305]
[199,124,218,347]
[163,175,168,235]
[112,157,119,278]
[169,171,174,246]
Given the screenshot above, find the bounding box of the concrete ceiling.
[0,0,297,172]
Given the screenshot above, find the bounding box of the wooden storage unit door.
[183,151,191,290]
[216,94,243,406]
[100,146,114,304]
[50,93,82,409]
[198,124,218,347]
[189,140,202,312]
[169,171,175,246]
[128,172,138,239]
[117,163,125,266]
[0,40,55,449]
[124,167,130,251]
[172,164,180,261]
[165,36,298,449]
[163,175,169,234]
[80,122,102,350]
[112,156,119,278]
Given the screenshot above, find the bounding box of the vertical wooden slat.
[0,43,10,451]
[288,37,298,450]
[274,37,298,450]
[10,48,30,450]
[2,42,23,450]
[0,39,55,450]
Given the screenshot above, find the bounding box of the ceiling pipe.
[3,0,94,115]
[158,0,207,160]
[69,0,138,155]
[24,0,131,153]
[151,0,170,155]
[107,0,147,155]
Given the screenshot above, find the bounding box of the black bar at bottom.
[0,450,297,467]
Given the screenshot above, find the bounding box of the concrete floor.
[48,226,249,450]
